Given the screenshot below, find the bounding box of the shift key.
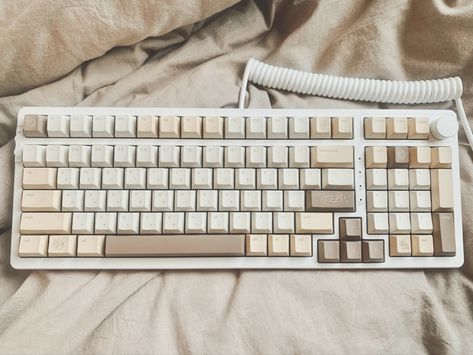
[306,191,355,212]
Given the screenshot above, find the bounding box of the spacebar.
[105,235,246,257]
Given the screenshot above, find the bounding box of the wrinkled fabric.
[0,0,472,354]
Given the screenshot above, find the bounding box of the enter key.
[296,212,333,234]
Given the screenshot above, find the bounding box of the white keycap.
[388,169,409,190]
[175,190,196,211]
[140,213,162,233]
[114,145,136,167]
[246,117,266,138]
[366,191,388,212]
[241,190,261,211]
[251,212,272,233]
[158,146,180,167]
[311,117,332,138]
[107,190,129,211]
[322,169,354,190]
[46,145,69,167]
[152,190,174,211]
[136,145,158,167]
[91,145,113,167]
[115,115,136,137]
[366,169,387,189]
[125,168,146,189]
[289,146,309,167]
[274,212,295,233]
[80,168,102,189]
[300,169,321,189]
[268,146,288,167]
[137,115,158,138]
[93,115,114,137]
[230,212,250,233]
[181,116,202,138]
[48,235,77,256]
[410,191,431,212]
[147,168,168,189]
[181,146,202,167]
[268,117,288,138]
[68,145,91,167]
[257,168,277,189]
[84,190,107,211]
[388,191,410,211]
[185,212,207,233]
[117,213,140,234]
[409,169,430,190]
[102,168,124,189]
[219,190,240,211]
[70,115,92,137]
[389,213,411,234]
[95,213,117,234]
[263,191,283,211]
[367,213,389,234]
[203,116,224,138]
[62,190,84,211]
[129,190,151,211]
[57,168,79,189]
[411,213,433,234]
[72,213,95,234]
[225,146,245,167]
[214,168,234,189]
[23,145,46,167]
[47,115,70,137]
[159,116,180,138]
[192,168,212,189]
[197,190,218,211]
[284,191,305,211]
[162,212,185,233]
[289,117,309,138]
[170,168,191,189]
[246,147,266,167]
[278,169,299,189]
[235,169,256,189]
[203,146,223,167]
[225,116,245,138]
[77,235,105,257]
[208,212,228,233]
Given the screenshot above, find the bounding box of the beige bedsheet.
[0,0,472,354]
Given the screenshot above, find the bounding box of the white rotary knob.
[430,117,459,140]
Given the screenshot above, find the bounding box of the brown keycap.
[306,191,355,212]
[318,240,340,263]
[339,218,362,239]
[23,114,48,137]
[106,235,245,256]
[340,241,362,262]
[432,213,456,256]
[362,240,385,263]
[387,146,409,168]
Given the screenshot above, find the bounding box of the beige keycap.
[203,116,224,138]
[23,168,57,189]
[409,147,431,168]
[268,234,289,256]
[137,115,158,138]
[410,191,431,211]
[431,147,452,168]
[431,169,454,211]
[22,190,61,212]
[408,117,430,139]
[20,213,72,234]
[409,169,430,190]
[389,213,411,234]
[364,117,386,139]
[23,145,47,167]
[389,235,411,256]
[366,191,388,212]
[18,235,49,257]
[433,213,456,256]
[246,234,267,256]
[295,212,333,234]
[311,146,353,168]
[411,235,434,256]
[365,146,387,168]
[411,213,433,234]
[290,234,312,256]
[159,116,180,138]
[23,114,48,137]
[310,117,331,138]
[48,235,77,256]
[386,117,408,139]
[366,169,387,189]
[317,240,340,263]
[77,235,105,257]
[367,213,389,234]
[332,117,353,139]
[322,169,354,189]
[181,116,202,138]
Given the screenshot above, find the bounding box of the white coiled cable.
[239,58,473,149]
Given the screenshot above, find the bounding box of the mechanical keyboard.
[10,107,464,269]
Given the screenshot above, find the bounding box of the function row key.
[364,117,430,139]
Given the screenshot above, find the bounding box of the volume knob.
[430,117,458,140]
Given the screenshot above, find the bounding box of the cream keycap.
[91,145,113,167]
[251,212,272,233]
[431,169,454,211]
[23,168,57,189]
[388,191,409,211]
[389,213,411,234]
[410,191,431,212]
[268,117,288,138]
[409,169,430,190]
[366,191,388,212]
[68,145,91,167]
[47,115,70,137]
[246,146,266,167]
[411,213,433,234]
[386,117,408,139]
[18,235,49,257]
[203,116,224,138]
[137,115,158,138]
[295,212,333,234]
[20,213,72,234]
[367,213,389,234]
[77,235,105,257]
[411,235,434,256]
[70,115,92,137]
[365,146,387,168]
[48,235,77,256]
[136,145,158,167]
[92,115,114,137]
[300,169,321,189]
[181,146,202,167]
[332,117,353,139]
[159,116,180,138]
[246,117,266,138]
[408,117,430,139]
[246,234,267,256]
[185,212,207,233]
[290,234,312,256]
[22,190,61,211]
[322,169,354,189]
[289,117,309,139]
[289,146,310,167]
[409,147,431,168]
[387,169,409,190]
[268,234,289,256]
[181,116,202,138]
[389,235,411,256]
[46,145,68,167]
[225,116,245,138]
[310,117,331,138]
[311,146,353,168]
[431,147,452,168]
[365,169,387,189]
[23,145,47,167]
[159,146,180,167]
[364,117,386,139]
[114,115,136,137]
